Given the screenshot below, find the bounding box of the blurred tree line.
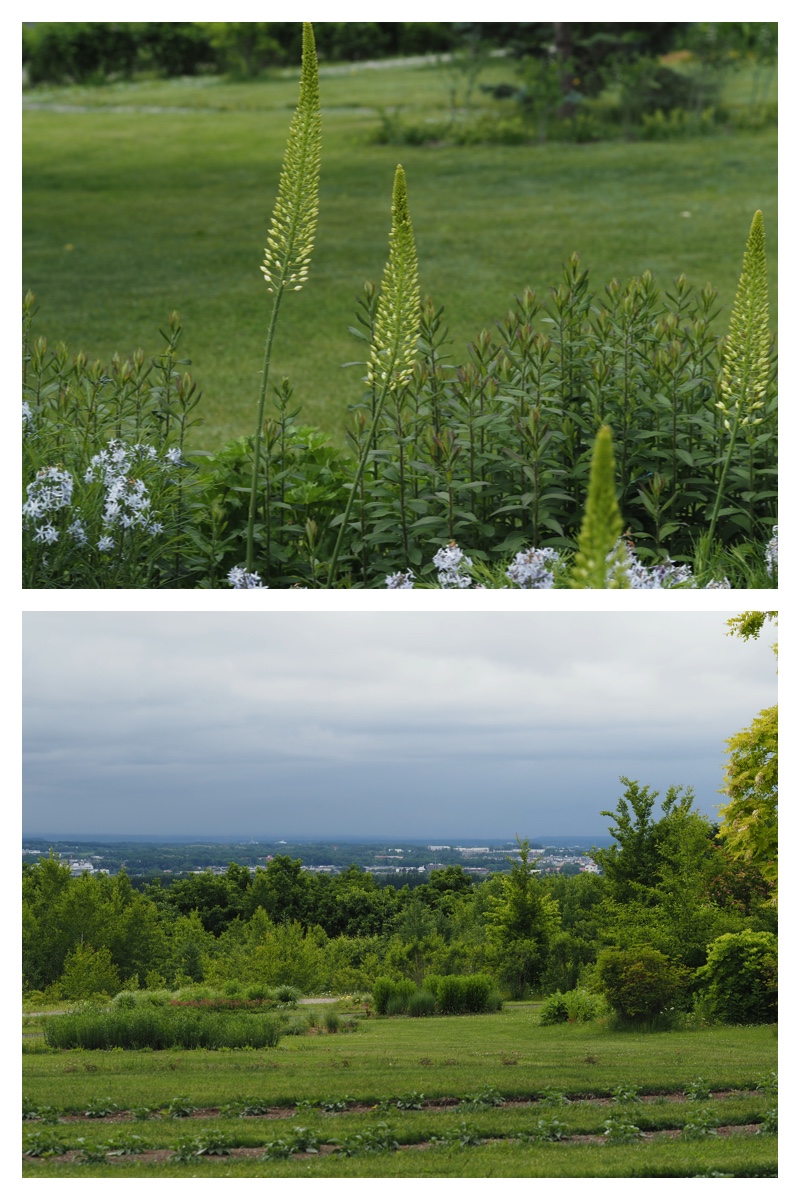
[22,22,776,89]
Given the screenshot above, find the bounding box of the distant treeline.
[23,784,775,1007]
[22,21,692,86]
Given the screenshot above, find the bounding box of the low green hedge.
[42,1006,284,1050]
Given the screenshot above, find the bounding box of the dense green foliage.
[695,932,777,1025]
[596,947,687,1022]
[23,775,776,1025]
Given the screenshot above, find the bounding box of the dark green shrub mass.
[695,931,777,1024]
[596,947,687,1022]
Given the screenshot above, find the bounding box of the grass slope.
[23,62,777,450]
[23,1008,777,1108]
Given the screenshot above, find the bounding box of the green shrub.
[596,947,686,1022]
[372,977,416,1015]
[540,986,606,1025]
[433,973,496,1014]
[323,1009,342,1033]
[695,930,777,1024]
[111,990,139,1011]
[245,984,271,1002]
[273,984,301,1004]
[539,993,570,1025]
[407,990,436,1017]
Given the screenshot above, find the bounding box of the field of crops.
[23,1005,778,1177]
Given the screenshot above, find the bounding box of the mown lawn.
[23,1007,777,1107]
[22,60,777,451]
[22,1009,777,1177]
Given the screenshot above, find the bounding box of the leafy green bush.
[695,931,777,1024]
[596,947,687,1022]
[539,986,606,1025]
[42,1006,284,1050]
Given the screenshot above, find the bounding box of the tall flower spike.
[260,23,321,295]
[246,23,321,574]
[327,165,420,585]
[570,425,629,589]
[368,165,420,389]
[718,210,771,429]
[704,211,772,553]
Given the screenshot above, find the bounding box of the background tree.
[484,837,560,997]
[718,612,777,899]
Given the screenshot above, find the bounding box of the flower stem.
[246,288,284,573]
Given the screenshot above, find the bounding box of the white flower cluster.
[23,440,179,556]
[612,543,730,590]
[433,543,473,588]
[505,547,560,589]
[84,440,169,545]
[764,525,777,577]
[22,400,33,428]
[22,465,75,545]
[227,567,268,589]
[385,569,415,589]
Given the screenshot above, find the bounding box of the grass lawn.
[22,60,777,451]
[22,1008,777,1177]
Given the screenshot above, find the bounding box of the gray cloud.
[22,612,776,837]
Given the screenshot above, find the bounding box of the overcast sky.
[22,611,776,840]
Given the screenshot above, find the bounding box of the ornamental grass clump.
[42,1005,284,1050]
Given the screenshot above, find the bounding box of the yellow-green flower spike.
[718,210,771,429]
[570,425,629,589]
[368,164,420,390]
[247,23,321,574]
[260,23,321,295]
[705,211,772,553]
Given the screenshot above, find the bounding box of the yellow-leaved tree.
[718,612,777,901]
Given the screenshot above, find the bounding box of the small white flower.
[506,547,560,589]
[33,523,59,545]
[764,525,777,577]
[68,519,88,546]
[433,543,473,588]
[385,570,415,589]
[97,535,115,552]
[227,566,268,589]
[611,543,694,589]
